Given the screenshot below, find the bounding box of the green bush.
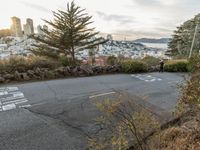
[188,55,200,73]
[107,55,118,65]
[164,59,188,72]
[142,56,160,67]
[59,56,81,66]
[121,60,148,73]
[142,56,160,70]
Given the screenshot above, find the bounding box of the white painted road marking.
[3,99,28,105]
[89,91,116,99]
[11,92,24,97]
[1,95,25,102]
[0,91,8,95]
[0,87,31,112]
[7,87,19,91]
[2,103,16,111]
[131,74,162,82]
[19,104,31,108]
[168,81,180,85]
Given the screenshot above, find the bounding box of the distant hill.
[134,38,170,43]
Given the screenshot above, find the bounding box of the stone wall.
[0,65,122,84]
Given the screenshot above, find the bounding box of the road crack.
[23,107,92,138]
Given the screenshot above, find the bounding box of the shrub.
[179,55,200,111]
[106,56,118,65]
[142,56,160,71]
[188,55,200,73]
[28,56,61,69]
[164,59,188,72]
[0,56,28,73]
[142,56,160,67]
[120,60,148,73]
[89,92,160,150]
[8,56,28,72]
[0,56,61,73]
[59,56,80,66]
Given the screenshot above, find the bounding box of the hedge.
[188,55,200,73]
[164,59,188,72]
[0,56,61,73]
[120,60,148,73]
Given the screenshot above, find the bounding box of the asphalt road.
[0,73,186,150]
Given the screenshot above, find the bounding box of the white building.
[11,17,23,37]
[23,18,34,35]
[37,25,48,35]
[0,44,8,51]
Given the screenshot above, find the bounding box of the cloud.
[154,27,173,33]
[20,1,50,13]
[112,28,171,40]
[132,0,161,6]
[131,0,181,7]
[96,11,136,25]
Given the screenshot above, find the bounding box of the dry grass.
[0,56,61,73]
[158,125,200,150]
[147,111,200,150]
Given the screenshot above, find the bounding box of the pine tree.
[30,1,106,64]
[168,14,200,57]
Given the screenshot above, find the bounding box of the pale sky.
[0,0,200,40]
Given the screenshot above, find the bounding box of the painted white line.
[1,95,25,102]
[89,91,116,99]
[19,104,31,108]
[30,102,47,107]
[0,91,8,96]
[7,87,19,91]
[2,103,16,111]
[138,78,144,80]
[15,100,28,105]
[3,99,27,105]
[10,92,24,97]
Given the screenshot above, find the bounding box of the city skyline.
[0,0,200,40]
[10,17,35,37]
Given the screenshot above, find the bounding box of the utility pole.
[189,23,199,58]
[177,41,182,55]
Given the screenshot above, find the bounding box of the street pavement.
[0,73,187,150]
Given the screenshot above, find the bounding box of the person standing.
[159,59,164,72]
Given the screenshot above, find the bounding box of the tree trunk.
[71,47,76,65]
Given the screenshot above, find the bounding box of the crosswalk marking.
[0,92,8,95]
[1,95,25,102]
[0,87,31,112]
[131,74,162,82]
[2,103,16,111]
[3,99,28,105]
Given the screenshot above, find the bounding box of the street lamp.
[189,18,200,58]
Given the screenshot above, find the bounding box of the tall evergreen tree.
[30,1,106,63]
[168,14,200,57]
